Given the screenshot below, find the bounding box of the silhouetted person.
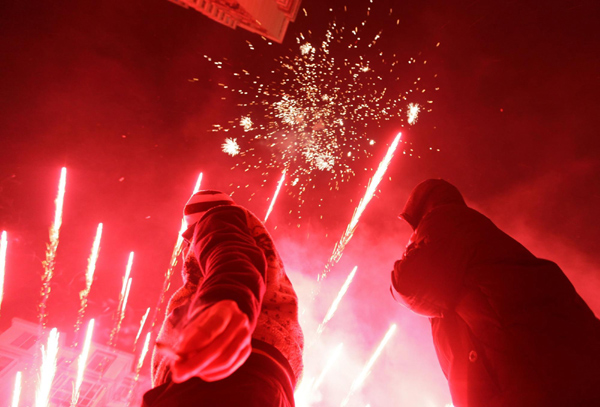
[143,191,303,407]
[392,179,600,407]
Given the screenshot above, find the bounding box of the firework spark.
[72,319,94,407]
[1,231,6,314]
[40,167,67,328]
[222,138,240,156]
[321,133,402,280]
[294,343,344,407]
[137,332,152,373]
[340,324,397,407]
[264,170,286,222]
[36,327,60,407]
[110,252,134,346]
[317,266,358,334]
[240,116,253,131]
[134,307,151,350]
[313,343,344,392]
[407,103,420,125]
[193,172,203,193]
[150,173,202,333]
[12,371,22,407]
[74,223,103,340]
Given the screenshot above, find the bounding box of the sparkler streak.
[313,343,344,392]
[72,319,94,407]
[40,167,67,328]
[1,231,7,314]
[264,170,286,222]
[36,327,60,407]
[110,251,133,346]
[74,223,103,341]
[321,133,402,280]
[317,266,358,334]
[127,332,153,403]
[134,307,151,351]
[340,324,397,406]
[12,371,22,407]
[150,173,202,334]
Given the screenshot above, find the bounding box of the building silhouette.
[0,318,151,406]
[168,0,302,43]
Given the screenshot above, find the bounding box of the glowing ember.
[40,167,67,328]
[1,231,6,314]
[317,266,358,334]
[74,223,102,339]
[134,307,151,350]
[264,170,286,222]
[222,138,240,156]
[36,327,60,407]
[12,371,22,407]
[340,324,397,406]
[321,133,402,280]
[72,319,94,407]
[407,103,420,125]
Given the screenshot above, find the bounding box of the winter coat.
[152,204,304,388]
[392,179,600,407]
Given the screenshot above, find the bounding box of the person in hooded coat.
[391,179,600,407]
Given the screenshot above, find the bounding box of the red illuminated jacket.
[152,205,304,388]
[392,181,600,407]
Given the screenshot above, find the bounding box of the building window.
[10,331,39,350]
[50,371,105,406]
[87,351,117,373]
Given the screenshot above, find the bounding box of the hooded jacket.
[392,179,600,407]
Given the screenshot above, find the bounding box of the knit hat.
[181,190,235,241]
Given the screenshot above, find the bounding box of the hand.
[171,299,252,383]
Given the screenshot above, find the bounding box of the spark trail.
[128,332,153,402]
[74,223,103,341]
[40,167,67,328]
[1,231,6,314]
[12,371,22,407]
[134,307,151,351]
[317,266,358,334]
[321,133,402,281]
[150,172,203,333]
[264,170,286,222]
[36,327,60,407]
[72,319,94,407]
[109,252,134,346]
[340,323,397,407]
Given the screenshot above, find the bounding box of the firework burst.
[207,4,434,199]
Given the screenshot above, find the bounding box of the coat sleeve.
[391,208,471,318]
[187,206,267,331]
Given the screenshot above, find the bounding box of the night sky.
[1,0,599,405]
